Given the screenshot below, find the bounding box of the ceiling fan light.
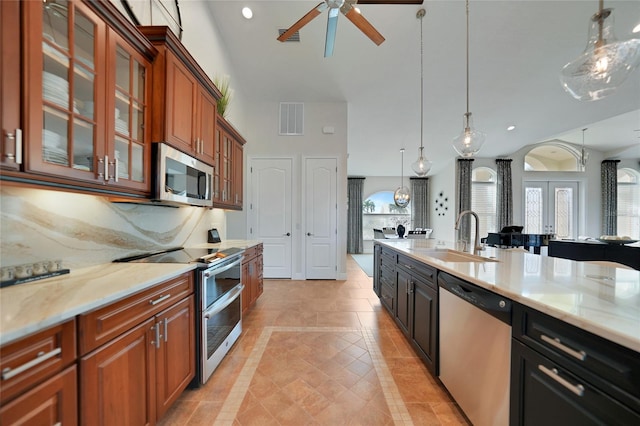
[452,113,485,157]
[411,147,432,177]
[561,8,640,101]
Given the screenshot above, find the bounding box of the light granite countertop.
[0,240,262,346]
[376,239,640,353]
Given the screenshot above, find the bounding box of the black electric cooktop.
[113,246,243,265]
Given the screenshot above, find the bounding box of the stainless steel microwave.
[153,143,214,207]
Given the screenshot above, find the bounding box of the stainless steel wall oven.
[196,253,243,385]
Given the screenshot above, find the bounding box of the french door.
[523,181,578,239]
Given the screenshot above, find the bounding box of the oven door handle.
[204,284,245,319]
[203,255,243,278]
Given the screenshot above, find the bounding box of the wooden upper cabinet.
[140,26,218,167]
[216,114,245,210]
[0,1,22,171]
[13,0,155,195]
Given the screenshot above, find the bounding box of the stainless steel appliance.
[113,246,244,385]
[197,252,243,384]
[438,272,512,426]
[153,143,214,207]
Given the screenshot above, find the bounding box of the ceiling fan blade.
[277,2,328,42]
[324,7,340,57]
[343,6,385,45]
[355,0,424,4]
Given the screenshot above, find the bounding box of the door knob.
[307,232,313,236]
[284,232,291,236]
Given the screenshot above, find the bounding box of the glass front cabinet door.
[23,0,153,194]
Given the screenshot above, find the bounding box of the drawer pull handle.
[541,334,586,361]
[1,347,62,380]
[149,294,171,305]
[538,364,585,397]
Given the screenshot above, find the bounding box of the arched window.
[524,142,585,172]
[471,167,497,241]
[362,191,411,240]
[617,168,640,239]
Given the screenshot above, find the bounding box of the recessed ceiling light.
[507,125,516,131]
[633,22,640,33]
[242,7,253,19]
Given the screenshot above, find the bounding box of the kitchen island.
[374,238,640,425]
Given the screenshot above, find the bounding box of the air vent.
[279,102,304,136]
[278,29,300,42]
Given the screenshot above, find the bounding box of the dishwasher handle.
[438,271,512,325]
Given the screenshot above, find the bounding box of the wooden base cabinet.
[80,318,156,426]
[395,254,438,375]
[0,365,77,426]
[511,303,640,425]
[79,272,195,425]
[0,319,77,425]
[241,244,263,314]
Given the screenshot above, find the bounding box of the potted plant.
[214,74,232,118]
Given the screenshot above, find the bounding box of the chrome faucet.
[454,210,483,254]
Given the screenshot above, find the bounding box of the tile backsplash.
[0,186,226,270]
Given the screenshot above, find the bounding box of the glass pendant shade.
[452,112,485,157]
[394,148,410,208]
[561,8,640,101]
[411,146,432,177]
[394,186,411,208]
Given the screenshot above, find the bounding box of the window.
[524,142,584,172]
[617,168,640,239]
[362,191,411,240]
[471,167,496,241]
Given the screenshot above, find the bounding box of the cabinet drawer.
[380,282,395,313]
[0,319,76,404]
[243,245,259,260]
[397,255,436,288]
[513,303,640,411]
[0,365,77,425]
[511,339,640,425]
[79,272,193,355]
[380,247,396,264]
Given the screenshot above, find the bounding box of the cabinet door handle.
[149,294,171,305]
[104,155,109,181]
[152,324,161,349]
[1,347,62,380]
[538,364,585,397]
[4,129,22,164]
[540,334,586,361]
[163,318,168,343]
[112,157,119,183]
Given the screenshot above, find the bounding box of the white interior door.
[250,158,292,278]
[305,158,337,279]
[524,181,578,239]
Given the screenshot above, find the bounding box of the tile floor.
[159,255,469,425]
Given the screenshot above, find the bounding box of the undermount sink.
[409,248,499,263]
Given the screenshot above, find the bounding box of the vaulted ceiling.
[203,1,640,176]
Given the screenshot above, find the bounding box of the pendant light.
[560,0,640,101]
[394,148,410,208]
[411,8,432,177]
[580,128,590,168]
[452,0,485,158]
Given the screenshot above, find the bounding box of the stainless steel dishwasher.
[438,272,512,426]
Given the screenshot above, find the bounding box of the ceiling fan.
[277,0,424,57]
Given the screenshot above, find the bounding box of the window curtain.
[457,159,474,243]
[347,177,365,253]
[495,159,513,231]
[410,177,429,229]
[601,160,619,235]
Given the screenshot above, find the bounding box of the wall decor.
[434,191,449,217]
[120,0,183,40]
